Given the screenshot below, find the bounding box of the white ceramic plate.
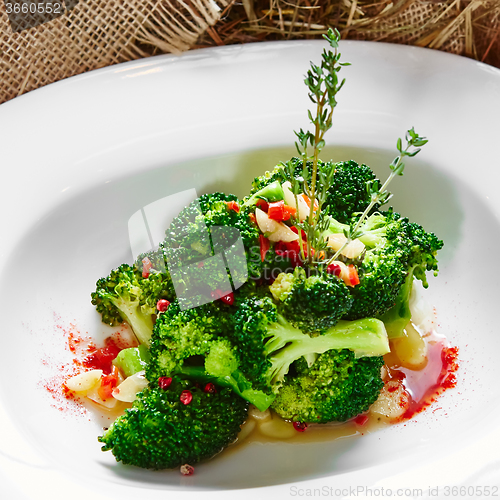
[1,40,500,500]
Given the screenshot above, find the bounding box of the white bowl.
[1,40,500,499]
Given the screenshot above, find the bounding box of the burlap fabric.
[1,0,498,104]
[0,0,229,103]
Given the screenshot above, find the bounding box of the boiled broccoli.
[91,261,175,345]
[322,210,443,320]
[146,295,275,411]
[161,192,264,292]
[134,248,176,309]
[378,264,417,339]
[232,295,389,397]
[98,378,248,469]
[146,291,388,412]
[269,267,353,333]
[271,349,385,423]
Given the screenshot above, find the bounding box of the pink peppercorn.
[158,376,172,390]
[180,464,194,476]
[293,421,308,432]
[327,263,342,277]
[180,390,193,405]
[204,383,216,394]
[156,299,170,312]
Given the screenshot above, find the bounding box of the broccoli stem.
[175,366,275,412]
[108,294,154,345]
[267,317,390,385]
[379,266,416,339]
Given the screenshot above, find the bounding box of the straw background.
[1,0,499,104]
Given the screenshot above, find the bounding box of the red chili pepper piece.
[156,299,170,312]
[293,421,308,432]
[204,382,217,394]
[348,264,360,286]
[158,376,172,390]
[268,200,297,222]
[267,200,285,221]
[180,390,193,405]
[98,367,120,400]
[255,199,269,212]
[259,234,270,262]
[353,414,369,426]
[211,289,223,300]
[282,204,297,220]
[225,201,240,213]
[220,292,234,305]
[327,263,342,277]
[142,257,152,278]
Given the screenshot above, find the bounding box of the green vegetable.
[98,378,248,469]
[162,192,263,290]
[113,345,151,377]
[322,210,443,320]
[272,350,385,423]
[91,264,166,345]
[146,294,275,411]
[242,180,285,207]
[93,27,444,472]
[269,267,353,332]
[232,295,389,396]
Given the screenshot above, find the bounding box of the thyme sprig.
[327,128,428,264]
[286,28,350,266]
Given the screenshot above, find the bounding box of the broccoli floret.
[373,218,442,336]
[233,295,389,396]
[91,247,176,345]
[271,350,384,423]
[134,248,175,309]
[91,264,157,345]
[323,210,443,320]
[344,240,409,320]
[248,157,378,223]
[147,291,388,412]
[162,192,263,291]
[324,160,379,223]
[98,378,248,469]
[269,267,353,332]
[146,298,275,411]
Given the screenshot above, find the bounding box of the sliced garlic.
[235,419,256,444]
[326,233,365,259]
[255,207,298,243]
[86,384,119,409]
[248,405,271,421]
[112,371,148,403]
[369,380,410,422]
[259,416,296,439]
[282,181,309,221]
[391,322,428,370]
[65,369,103,393]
